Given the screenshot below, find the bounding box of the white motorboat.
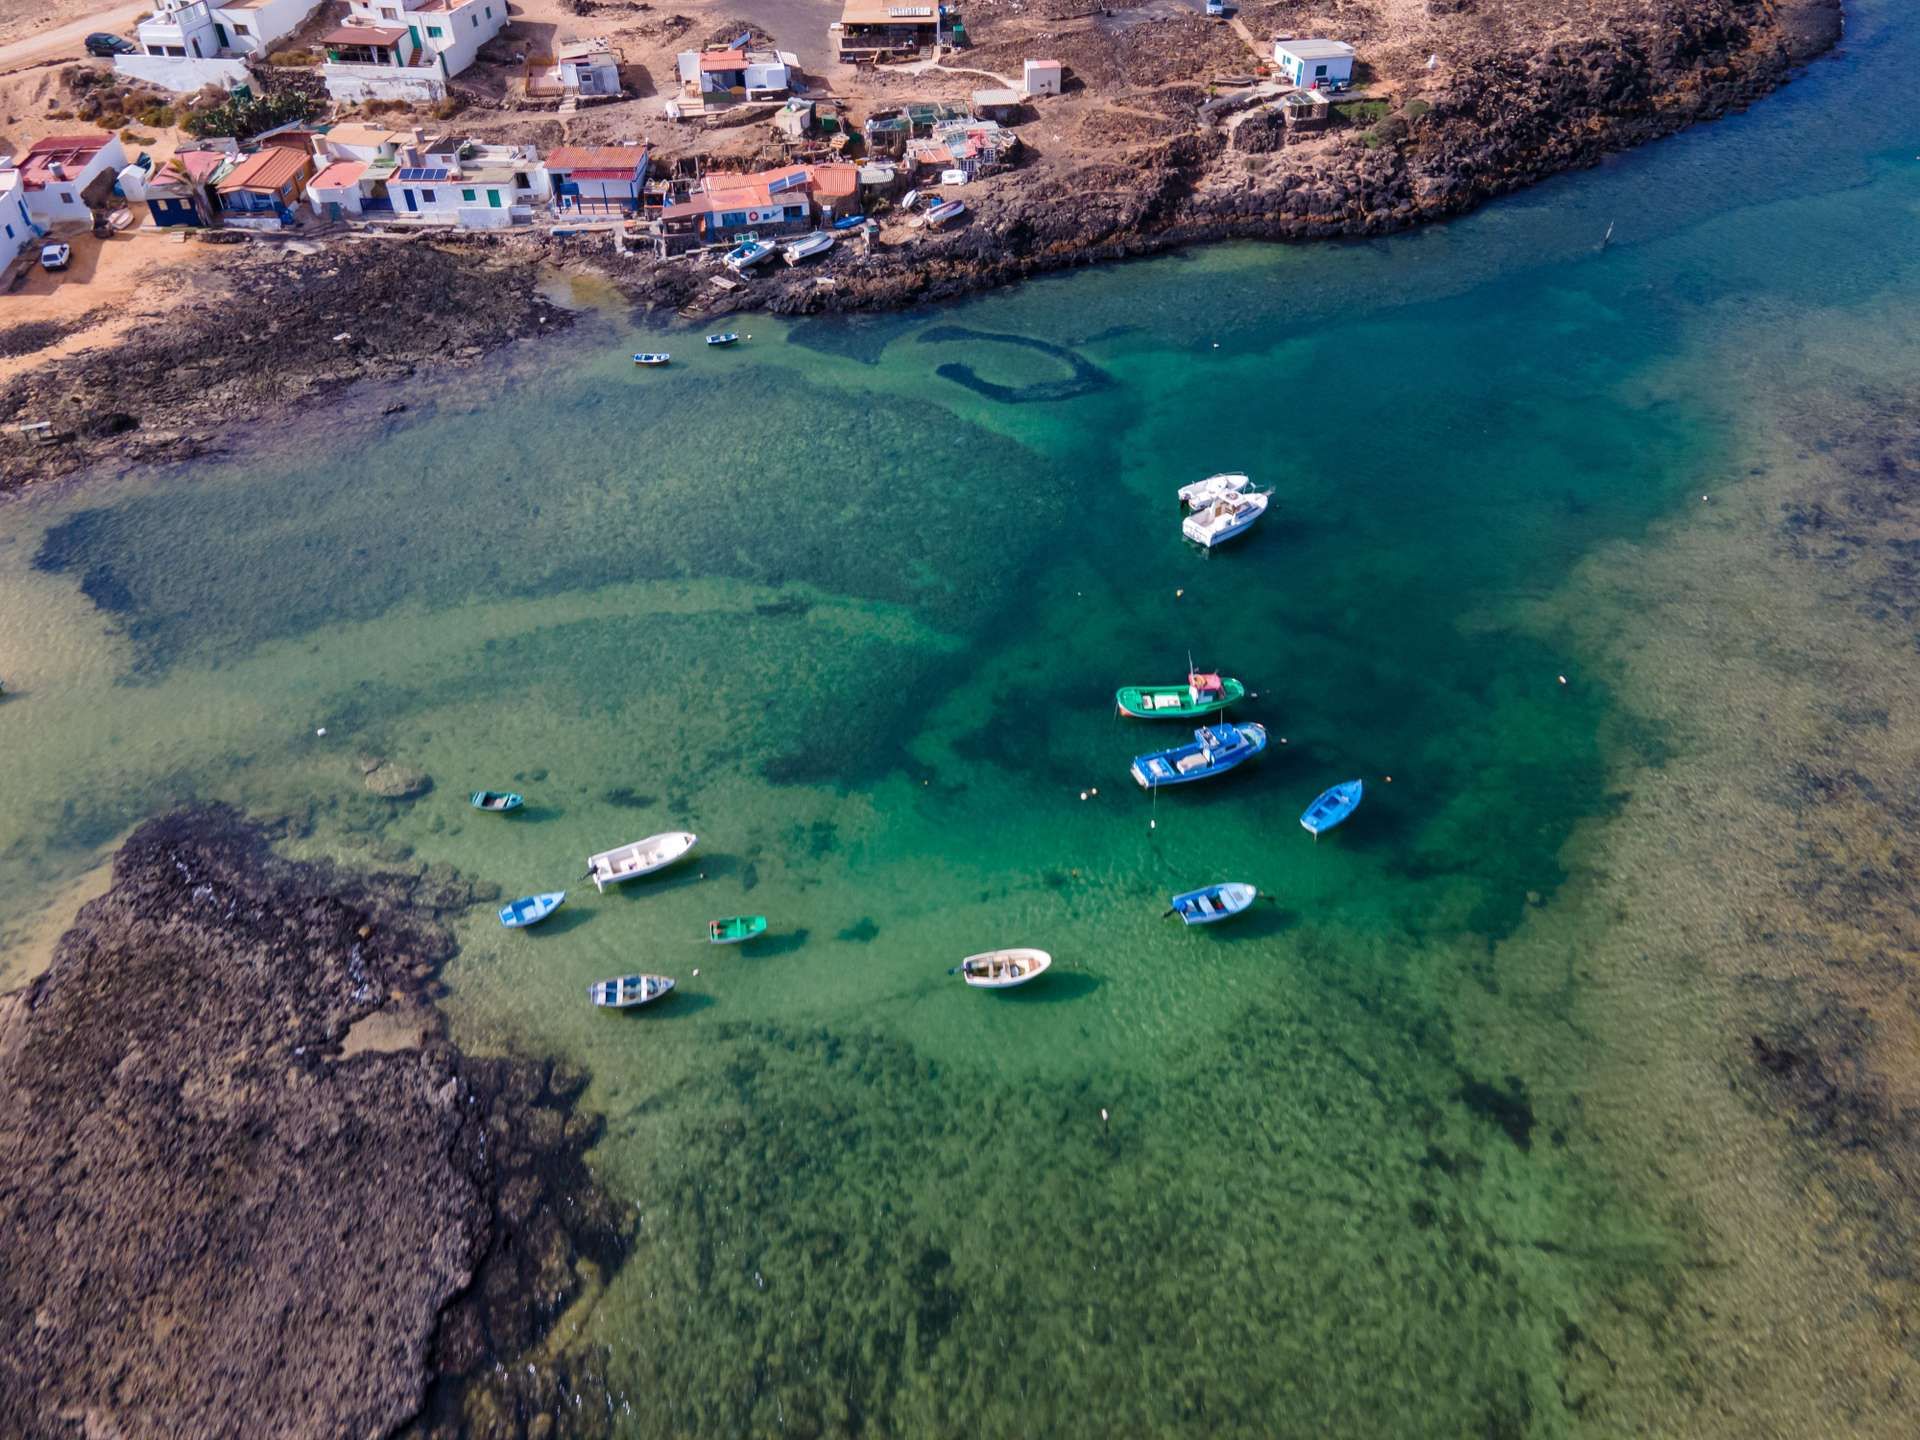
[1177,472,1252,510]
[586,832,697,892]
[589,973,676,1008]
[958,948,1052,989]
[1182,492,1269,548]
[783,231,835,264]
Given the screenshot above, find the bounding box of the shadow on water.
[639,991,717,1022]
[516,906,595,938]
[991,970,1103,1003]
[745,928,812,958]
[506,805,567,824]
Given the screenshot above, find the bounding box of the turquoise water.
[3,5,1919,1432]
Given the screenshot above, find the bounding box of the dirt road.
[0,4,144,73]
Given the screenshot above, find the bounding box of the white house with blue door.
[1271,38,1356,91]
[325,0,507,101]
[545,144,649,215]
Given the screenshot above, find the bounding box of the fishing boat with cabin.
[499,891,565,929]
[958,948,1052,989]
[1183,491,1269,548]
[586,831,698,892]
[1300,780,1363,836]
[1169,882,1257,926]
[1116,671,1246,720]
[1130,721,1267,788]
[589,973,676,1008]
[708,915,768,945]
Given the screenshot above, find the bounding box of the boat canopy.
[1188,672,1223,696]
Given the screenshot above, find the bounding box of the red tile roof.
[544,145,649,172]
[217,147,312,194]
[699,49,747,71]
[309,160,367,190]
[16,133,113,190]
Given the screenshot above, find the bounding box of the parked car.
[84,33,137,57]
[39,243,72,271]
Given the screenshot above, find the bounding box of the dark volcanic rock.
[0,807,625,1440]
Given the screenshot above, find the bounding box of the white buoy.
[1100,1108,1108,1123]
[1558,675,1568,685]
[315,727,327,736]
[693,968,700,977]
[1080,791,1088,800]
[1090,787,1098,796]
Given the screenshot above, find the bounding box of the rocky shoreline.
[0,807,625,1440]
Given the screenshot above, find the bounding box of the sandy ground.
[0,1,146,62]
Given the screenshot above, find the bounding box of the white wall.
[426,0,506,77]
[0,173,31,271]
[322,62,448,103]
[21,136,128,225]
[212,0,312,53]
[114,53,252,91]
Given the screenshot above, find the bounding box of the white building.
[116,0,311,89]
[323,0,507,102]
[674,47,794,108]
[1022,58,1062,98]
[1271,38,1355,91]
[1,169,31,272]
[386,139,549,227]
[528,38,623,101]
[2,133,129,227]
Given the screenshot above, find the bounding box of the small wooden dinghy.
[470,790,523,813]
[589,973,676,1008]
[925,199,966,227]
[959,948,1052,989]
[633,352,671,366]
[1130,722,1267,789]
[1177,472,1252,510]
[587,832,697,892]
[706,332,740,346]
[499,891,565,928]
[1183,491,1269,548]
[1301,780,1363,836]
[708,915,767,945]
[1169,882,1256,926]
[1116,671,1246,720]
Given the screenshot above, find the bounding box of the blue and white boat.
[499,891,565,928]
[1182,491,1269,548]
[705,332,740,346]
[724,238,775,273]
[1300,780,1363,836]
[633,352,671,366]
[1130,722,1267,788]
[1170,882,1257,925]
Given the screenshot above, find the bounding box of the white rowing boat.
[589,973,676,1008]
[586,831,697,892]
[958,948,1052,989]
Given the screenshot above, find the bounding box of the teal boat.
[708,915,768,945]
[471,790,523,813]
[1116,671,1246,720]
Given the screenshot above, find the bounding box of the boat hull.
[588,831,698,891]
[709,915,768,945]
[1170,883,1256,925]
[1115,677,1247,719]
[589,974,676,1008]
[471,790,523,813]
[500,891,565,928]
[1301,780,1364,835]
[1177,473,1252,509]
[960,948,1052,989]
[1130,723,1267,788]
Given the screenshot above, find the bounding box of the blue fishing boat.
[633,352,671,366]
[706,332,740,346]
[470,790,522,813]
[1300,780,1363,836]
[1130,722,1267,789]
[1169,882,1257,925]
[832,212,867,230]
[499,891,565,928]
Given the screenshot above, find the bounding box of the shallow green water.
[3,6,1918,1432]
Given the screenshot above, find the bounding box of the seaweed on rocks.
[0,806,628,1440]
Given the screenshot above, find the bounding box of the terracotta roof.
[217,147,311,194]
[699,49,746,71]
[309,160,367,189]
[808,162,859,198]
[14,133,115,190]
[323,24,409,45]
[171,150,228,183]
[544,145,648,172]
[321,123,403,149]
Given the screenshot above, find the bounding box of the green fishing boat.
[1115,672,1246,720]
[708,915,768,946]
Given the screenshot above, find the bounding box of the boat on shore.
[708,915,768,945]
[633,352,671,366]
[1169,882,1257,926]
[1116,671,1246,720]
[586,831,698,892]
[831,212,868,231]
[1177,472,1252,510]
[1130,721,1267,788]
[1183,492,1269,548]
[958,948,1051,989]
[589,973,676,1008]
[499,891,565,928]
[724,238,776,273]
[469,790,522,813]
[924,199,966,227]
[1301,780,1363,836]
[783,231,835,263]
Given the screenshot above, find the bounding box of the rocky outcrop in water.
[0,807,625,1440]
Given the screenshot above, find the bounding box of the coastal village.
[1,0,1380,320]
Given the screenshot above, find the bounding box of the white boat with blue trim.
[1130,722,1267,788]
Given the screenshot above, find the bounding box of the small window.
[485,4,492,14]
[3,223,11,240]
[427,24,443,36]
[422,187,436,202]
[60,191,73,204]
[461,187,475,201]
[234,22,249,34]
